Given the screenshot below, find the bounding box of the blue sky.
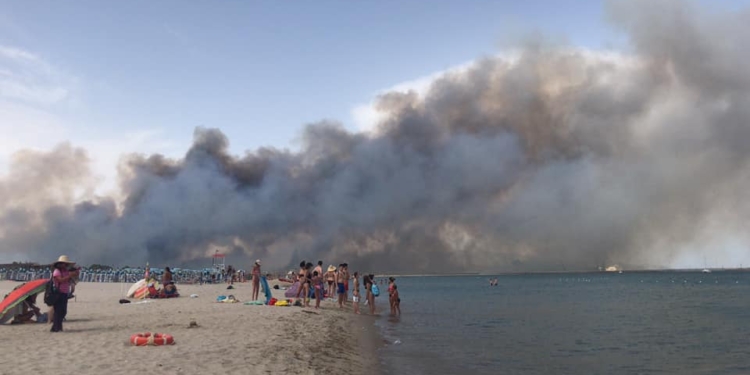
[0,0,745,189]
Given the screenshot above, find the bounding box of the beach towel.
[284,281,300,298]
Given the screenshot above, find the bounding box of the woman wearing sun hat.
[51,255,79,332]
[325,265,336,299]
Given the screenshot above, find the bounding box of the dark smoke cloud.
[2,0,750,272]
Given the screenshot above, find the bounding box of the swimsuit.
[337,283,345,294]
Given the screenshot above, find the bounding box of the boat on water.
[701,268,711,273]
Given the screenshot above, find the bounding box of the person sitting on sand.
[163,282,178,296]
[162,267,173,285]
[12,293,45,324]
[147,281,178,298]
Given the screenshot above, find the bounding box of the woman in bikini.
[325,265,336,299]
[295,261,307,299]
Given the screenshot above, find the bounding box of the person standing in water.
[391,285,401,316]
[388,277,397,316]
[364,274,376,315]
[251,260,261,301]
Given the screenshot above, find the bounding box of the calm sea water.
[375,272,750,375]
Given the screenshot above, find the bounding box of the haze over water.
[377,272,750,374]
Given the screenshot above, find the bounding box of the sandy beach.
[0,280,380,375]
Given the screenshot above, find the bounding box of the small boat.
[701,268,711,273]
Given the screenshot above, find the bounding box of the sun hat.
[255,259,261,265]
[327,265,336,272]
[53,255,75,266]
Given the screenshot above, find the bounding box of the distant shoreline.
[380,268,750,277]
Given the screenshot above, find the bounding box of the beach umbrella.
[126,279,160,299]
[0,279,47,324]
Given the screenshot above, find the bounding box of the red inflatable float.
[130,332,175,346]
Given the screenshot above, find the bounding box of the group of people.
[4,256,403,334]
[154,266,178,297]
[290,260,401,316]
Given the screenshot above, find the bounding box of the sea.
[374,271,750,375]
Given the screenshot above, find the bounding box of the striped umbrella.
[0,279,47,324]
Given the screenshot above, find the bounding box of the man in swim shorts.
[341,263,350,302]
[336,264,346,309]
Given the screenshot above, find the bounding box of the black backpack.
[43,276,58,306]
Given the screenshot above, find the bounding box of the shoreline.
[376,268,750,277]
[0,280,382,375]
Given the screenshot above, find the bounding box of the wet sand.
[0,280,380,375]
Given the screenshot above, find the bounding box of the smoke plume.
[2,0,750,272]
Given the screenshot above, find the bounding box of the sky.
[0,1,619,187]
[0,0,741,188]
[2,1,750,271]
